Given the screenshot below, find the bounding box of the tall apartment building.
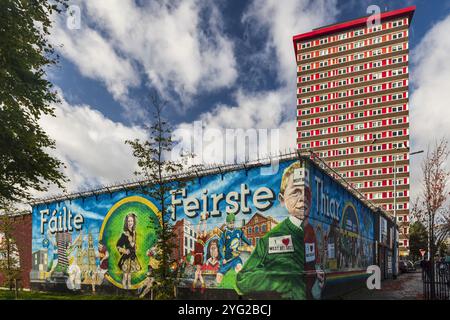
[293,6,415,257]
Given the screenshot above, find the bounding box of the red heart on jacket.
[282,238,290,246]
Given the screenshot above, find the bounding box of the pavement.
[340,271,424,300]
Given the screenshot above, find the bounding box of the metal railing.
[422,261,450,300]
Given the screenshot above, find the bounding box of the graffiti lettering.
[314,177,341,221]
[40,207,84,234]
[170,184,276,220]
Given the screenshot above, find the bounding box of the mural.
[31,159,375,299]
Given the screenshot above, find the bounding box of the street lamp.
[392,143,423,278]
[371,139,423,278]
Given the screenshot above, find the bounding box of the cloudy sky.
[38,0,450,201]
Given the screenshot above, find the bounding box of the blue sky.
[37,0,450,200]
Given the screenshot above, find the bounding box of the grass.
[0,289,141,300]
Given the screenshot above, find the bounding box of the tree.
[126,93,190,299]
[0,0,68,203]
[412,139,450,258]
[411,138,450,298]
[408,221,428,261]
[0,200,22,293]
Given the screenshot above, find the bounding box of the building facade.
[242,212,278,246]
[172,218,197,261]
[293,6,415,256]
[0,213,32,288]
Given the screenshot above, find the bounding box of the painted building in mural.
[31,155,393,299]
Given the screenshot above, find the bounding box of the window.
[301,65,311,71]
[262,224,267,232]
[373,49,382,56]
[373,61,382,68]
[354,76,364,83]
[392,118,403,125]
[371,25,382,32]
[392,69,404,76]
[255,226,259,233]
[301,42,311,49]
[372,85,382,92]
[373,108,382,115]
[301,76,311,82]
[392,93,403,100]
[392,56,403,64]
[373,121,382,128]
[392,81,403,89]
[354,41,364,48]
[373,37,382,44]
[354,64,364,72]
[354,29,364,36]
[319,38,328,45]
[373,96,382,104]
[319,49,328,56]
[392,32,403,40]
[373,73,382,80]
[392,20,403,28]
[392,44,403,52]
[354,53,364,60]
[354,88,364,95]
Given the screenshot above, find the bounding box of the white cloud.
[172,0,338,164]
[409,13,450,200]
[51,0,237,109]
[243,0,339,87]
[50,21,140,102]
[35,91,148,199]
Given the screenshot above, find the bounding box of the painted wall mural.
[31,159,375,299]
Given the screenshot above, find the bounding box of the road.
[340,272,424,300]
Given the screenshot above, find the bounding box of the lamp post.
[371,139,423,279]
[392,146,423,278]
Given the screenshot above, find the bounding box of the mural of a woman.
[116,213,141,289]
[202,239,220,273]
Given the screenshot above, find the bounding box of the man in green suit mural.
[236,161,324,299]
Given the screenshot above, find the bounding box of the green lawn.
[0,289,141,300]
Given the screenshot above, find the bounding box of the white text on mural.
[314,176,341,221]
[40,207,84,234]
[170,184,275,220]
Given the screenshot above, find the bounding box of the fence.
[422,261,450,300]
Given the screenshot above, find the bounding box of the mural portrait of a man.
[236,161,322,300]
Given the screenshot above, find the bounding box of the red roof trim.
[293,6,415,56]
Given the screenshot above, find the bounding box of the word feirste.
[170,183,276,220]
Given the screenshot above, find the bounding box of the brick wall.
[0,213,32,289]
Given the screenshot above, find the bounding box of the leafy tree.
[126,93,191,299]
[408,221,427,261]
[0,0,68,203]
[411,138,450,299]
[0,200,22,292]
